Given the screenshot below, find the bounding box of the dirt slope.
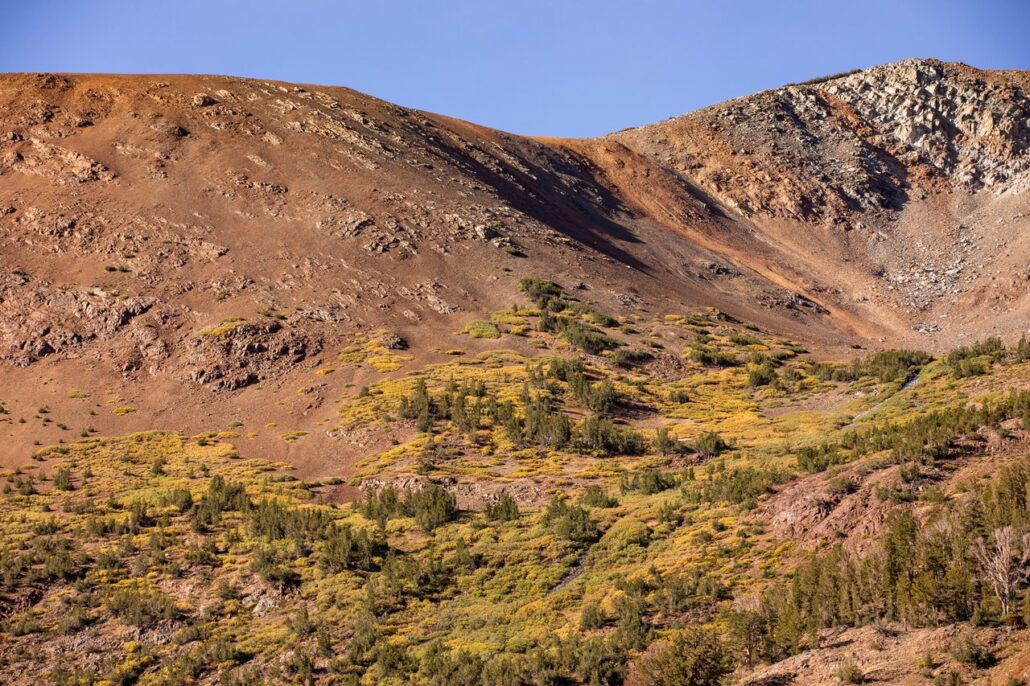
[610,59,1030,345]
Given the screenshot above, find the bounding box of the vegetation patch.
[4,288,1030,684]
[461,320,501,339]
[198,317,245,337]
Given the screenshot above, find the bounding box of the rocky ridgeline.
[823,59,1030,191]
[616,59,1030,225]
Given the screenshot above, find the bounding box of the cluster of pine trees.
[395,363,652,457]
[726,460,1030,667]
[518,277,621,354]
[945,336,1005,377]
[808,348,932,383]
[359,483,458,533]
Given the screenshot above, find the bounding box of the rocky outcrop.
[186,320,322,391]
[614,59,1030,225]
[2,138,115,184]
[826,59,1030,190]
[0,271,154,366]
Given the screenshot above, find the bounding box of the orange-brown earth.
[0,59,1027,471]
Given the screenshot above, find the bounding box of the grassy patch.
[198,317,245,337]
[462,320,501,339]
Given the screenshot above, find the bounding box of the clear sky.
[1,1,1027,137]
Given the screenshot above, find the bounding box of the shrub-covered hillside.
[1,281,1029,685]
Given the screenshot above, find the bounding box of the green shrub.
[598,518,650,552]
[949,634,994,668]
[580,601,606,630]
[690,347,739,367]
[748,362,778,387]
[567,373,618,414]
[612,348,653,368]
[462,320,501,339]
[797,444,846,472]
[684,466,789,508]
[107,583,180,627]
[405,484,458,533]
[946,338,1003,378]
[485,492,519,522]
[53,467,73,491]
[856,349,932,383]
[630,626,728,686]
[543,496,598,544]
[7,613,44,636]
[668,389,690,404]
[250,545,301,589]
[695,431,727,457]
[621,469,677,495]
[952,357,989,378]
[827,476,858,496]
[575,415,646,456]
[319,524,383,573]
[655,426,676,455]
[563,321,618,354]
[1014,334,1030,360]
[547,357,585,381]
[728,332,757,346]
[836,660,865,684]
[579,485,618,508]
[518,277,565,310]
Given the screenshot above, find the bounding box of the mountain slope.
[1,60,1030,686]
[609,58,1030,340]
[0,59,1027,468]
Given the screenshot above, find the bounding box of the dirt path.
[843,372,922,429]
[549,548,590,594]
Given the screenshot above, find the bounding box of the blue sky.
[1,1,1027,137]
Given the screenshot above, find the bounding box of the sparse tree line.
[808,348,932,384]
[518,277,620,354]
[395,361,742,462]
[944,335,1029,378]
[798,388,1030,473]
[723,459,1030,669]
[398,373,644,456]
[613,456,787,512]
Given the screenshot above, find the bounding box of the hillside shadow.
[417,129,653,274]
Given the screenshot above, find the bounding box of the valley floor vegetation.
[2,280,1030,685]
